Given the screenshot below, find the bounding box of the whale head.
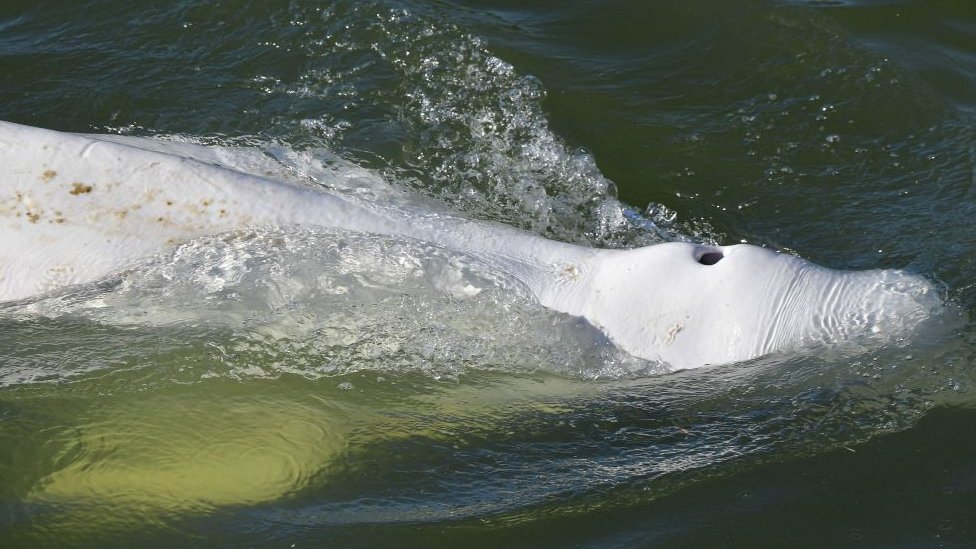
[577,242,942,369]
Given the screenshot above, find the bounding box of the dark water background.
[1,1,976,547]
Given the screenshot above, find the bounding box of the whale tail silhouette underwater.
[0,120,945,369]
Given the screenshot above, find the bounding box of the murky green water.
[1,1,975,547]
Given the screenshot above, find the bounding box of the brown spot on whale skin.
[26,211,40,223]
[115,211,127,219]
[41,170,57,181]
[166,200,174,207]
[70,183,93,195]
[202,199,212,207]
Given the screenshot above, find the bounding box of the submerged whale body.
[0,121,941,369]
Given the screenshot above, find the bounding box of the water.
[1,0,975,546]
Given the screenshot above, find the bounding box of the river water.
[1,1,975,547]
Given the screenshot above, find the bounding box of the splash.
[0,226,660,386]
[224,2,682,247]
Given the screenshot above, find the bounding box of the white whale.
[0,120,941,369]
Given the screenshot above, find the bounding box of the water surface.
[1,1,975,547]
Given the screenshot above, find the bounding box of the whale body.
[0,121,941,369]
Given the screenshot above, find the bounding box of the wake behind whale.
[0,121,945,369]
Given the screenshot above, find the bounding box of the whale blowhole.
[697,251,724,266]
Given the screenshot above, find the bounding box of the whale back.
[0,121,407,301]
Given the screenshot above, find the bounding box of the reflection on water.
[1,324,970,544]
[22,382,345,540]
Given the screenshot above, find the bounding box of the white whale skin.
[0,121,941,369]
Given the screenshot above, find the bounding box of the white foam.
[0,226,659,385]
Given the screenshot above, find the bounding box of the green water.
[2,1,976,547]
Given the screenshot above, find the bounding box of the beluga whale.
[0,121,943,369]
